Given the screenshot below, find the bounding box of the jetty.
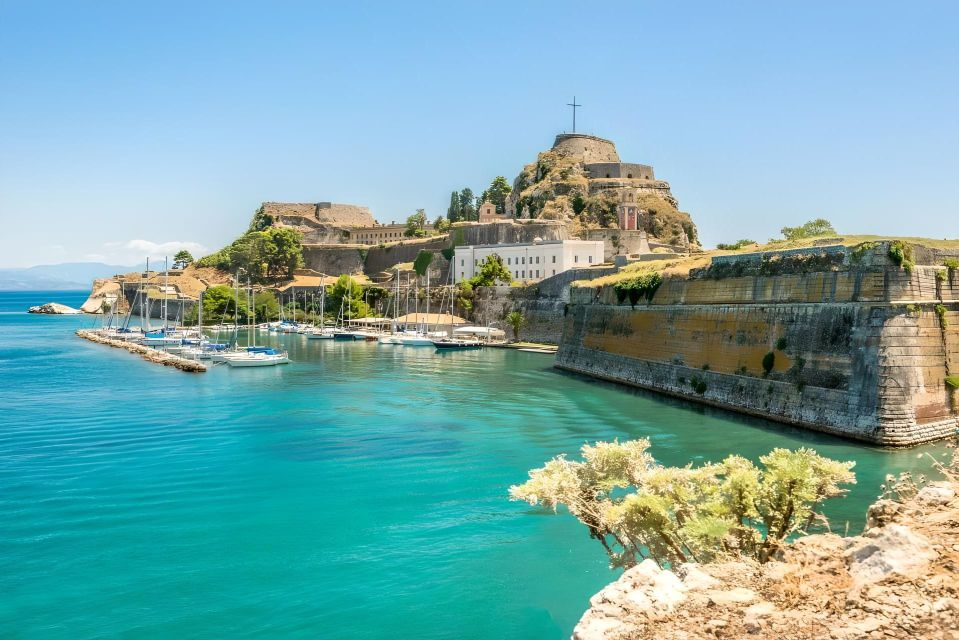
[76,329,207,373]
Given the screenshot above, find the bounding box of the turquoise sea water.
[0,291,949,639]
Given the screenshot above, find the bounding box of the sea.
[0,290,949,639]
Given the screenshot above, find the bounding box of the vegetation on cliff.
[195,226,303,283]
[510,439,856,568]
[509,149,697,247]
[467,255,513,287]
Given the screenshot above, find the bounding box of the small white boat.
[224,348,290,367]
[308,328,335,340]
[398,332,434,346]
[378,334,401,344]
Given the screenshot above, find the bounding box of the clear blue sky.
[1,1,957,267]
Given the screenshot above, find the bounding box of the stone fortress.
[507,133,681,217]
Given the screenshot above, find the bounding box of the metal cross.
[567,96,582,133]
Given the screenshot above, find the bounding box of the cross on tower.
[567,96,582,133]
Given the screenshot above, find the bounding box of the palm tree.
[505,310,525,342]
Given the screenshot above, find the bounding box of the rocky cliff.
[505,133,697,249]
[556,241,959,446]
[573,468,959,640]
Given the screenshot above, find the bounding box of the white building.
[453,240,605,283]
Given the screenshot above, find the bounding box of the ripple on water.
[0,300,951,639]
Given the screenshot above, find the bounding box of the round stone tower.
[551,133,620,163]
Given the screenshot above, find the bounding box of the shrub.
[775,336,788,351]
[850,241,878,264]
[690,376,708,394]
[612,271,663,308]
[716,239,756,251]
[762,351,776,376]
[935,304,948,329]
[888,240,914,272]
[510,440,856,568]
[936,269,946,282]
[945,375,959,390]
[780,218,836,241]
[945,257,959,272]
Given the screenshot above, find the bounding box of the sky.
[1,1,957,268]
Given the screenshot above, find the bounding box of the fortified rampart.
[552,133,620,163]
[470,266,618,344]
[555,243,959,446]
[450,220,569,247]
[301,245,367,276]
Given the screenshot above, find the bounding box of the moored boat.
[432,339,483,350]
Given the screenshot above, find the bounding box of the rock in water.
[27,302,81,315]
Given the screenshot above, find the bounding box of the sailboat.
[308,283,335,339]
[431,260,482,350]
[224,278,290,367]
[378,268,403,344]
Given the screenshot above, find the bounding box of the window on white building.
[536,270,539,277]
[574,255,579,263]
[507,257,511,265]
[588,256,593,263]
[552,269,556,276]
[552,255,556,263]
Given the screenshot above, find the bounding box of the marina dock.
[76,329,208,373]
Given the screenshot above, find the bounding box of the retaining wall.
[556,248,959,445]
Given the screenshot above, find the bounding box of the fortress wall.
[551,134,620,163]
[301,245,367,276]
[315,203,374,227]
[557,264,959,445]
[451,221,569,247]
[469,267,618,344]
[585,163,655,180]
[363,236,451,278]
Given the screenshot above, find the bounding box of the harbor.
[2,289,951,639]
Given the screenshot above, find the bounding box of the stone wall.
[551,133,620,162]
[363,236,451,279]
[555,245,959,445]
[451,220,569,247]
[301,245,367,276]
[584,162,655,180]
[470,266,618,344]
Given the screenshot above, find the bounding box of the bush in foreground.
[510,439,855,568]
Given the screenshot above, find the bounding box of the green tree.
[201,285,249,323]
[404,209,428,237]
[262,227,303,279]
[253,290,280,321]
[780,218,837,241]
[467,255,512,287]
[455,281,475,319]
[447,191,462,223]
[505,310,525,341]
[459,188,476,221]
[172,250,194,270]
[327,275,370,319]
[510,440,855,569]
[433,215,451,232]
[480,176,513,215]
[248,205,274,232]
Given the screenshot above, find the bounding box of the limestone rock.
[27,302,81,314]
[845,524,937,586]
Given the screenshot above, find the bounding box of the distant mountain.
[0,262,141,291]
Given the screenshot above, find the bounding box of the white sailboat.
[225,278,290,367]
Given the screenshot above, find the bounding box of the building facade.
[477,201,506,223]
[453,240,605,283]
[348,223,409,244]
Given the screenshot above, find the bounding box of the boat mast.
[163,256,169,331]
